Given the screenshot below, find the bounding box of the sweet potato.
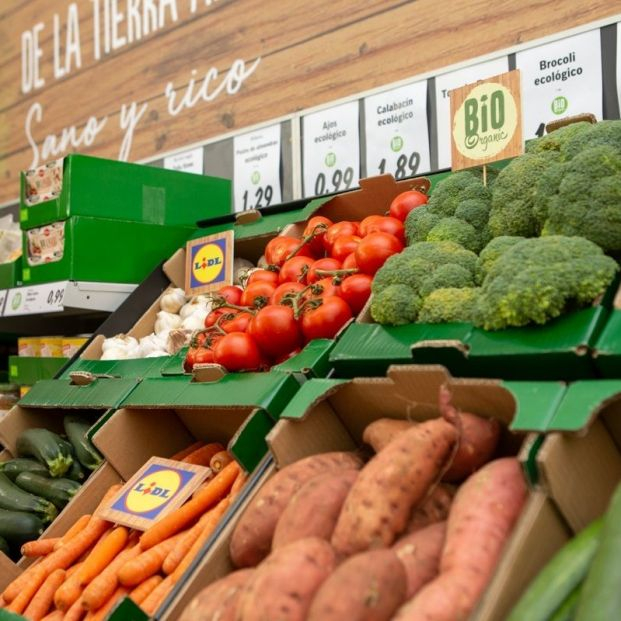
[406,484,455,533]
[307,548,406,621]
[362,419,415,453]
[272,469,359,549]
[235,538,335,621]
[331,419,458,556]
[394,458,527,621]
[439,386,501,482]
[229,451,362,568]
[179,569,254,621]
[394,521,446,598]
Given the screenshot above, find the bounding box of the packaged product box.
[62,336,89,359]
[154,365,570,621]
[20,154,231,230]
[39,336,63,357]
[0,259,22,289]
[19,386,30,398]
[9,355,68,387]
[18,337,40,357]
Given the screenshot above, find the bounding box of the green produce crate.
[592,295,621,377]
[8,355,67,386]
[21,216,193,285]
[0,259,22,289]
[20,154,231,230]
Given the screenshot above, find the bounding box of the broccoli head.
[542,145,621,251]
[419,264,474,298]
[370,284,421,325]
[475,236,618,330]
[454,198,491,231]
[426,217,481,253]
[402,241,478,276]
[418,287,480,324]
[488,151,560,238]
[526,121,592,154]
[427,171,482,217]
[475,236,525,285]
[561,120,621,161]
[371,253,431,295]
[405,205,442,245]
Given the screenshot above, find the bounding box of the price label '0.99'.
[314,166,355,196]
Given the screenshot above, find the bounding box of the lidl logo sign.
[98,457,209,531]
[185,231,234,296]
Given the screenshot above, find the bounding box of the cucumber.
[0,508,45,546]
[507,517,602,621]
[66,457,87,482]
[63,415,103,471]
[576,483,621,620]
[0,535,9,556]
[550,584,582,621]
[15,472,81,510]
[16,428,73,477]
[0,472,58,523]
[0,458,49,481]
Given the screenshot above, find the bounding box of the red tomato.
[355,232,404,275]
[216,285,243,305]
[279,256,315,284]
[301,297,352,342]
[194,347,216,365]
[331,235,361,262]
[310,277,341,299]
[248,305,301,358]
[221,311,253,333]
[389,190,428,221]
[342,253,358,271]
[264,236,312,267]
[359,215,405,244]
[205,308,229,328]
[323,221,359,252]
[270,282,306,305]
[184,347,198,372]
[340,274,372,314]
[307,258,342,284]
[303,216,333,256]
[213,332,262,371]
[241,282,277,308]
[247,269,279,287]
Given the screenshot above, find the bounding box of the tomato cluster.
[184,208,419,373]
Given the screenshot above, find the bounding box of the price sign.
[3,281,68,316]
[0,290,7,315]
[516,29,602,139]
[163,147,204,175]
[450,70,523,171]
[302,101,360,198]
[233,124,282,212]
[364,80,430,180]
[435,57,509,169]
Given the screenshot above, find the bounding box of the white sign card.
[233,124,282,213]
[364,80,430,180]
[516,29,603,140]
[163,148,204,175]
[435,57,510,169]
[4,282,68,316]
[302,101,360,198]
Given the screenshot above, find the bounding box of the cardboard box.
[39,337,63,358]
[8,355,68,386]
[20,154,231,230]
[156,365,569,621]
[592,285,621,377]
[18,337,40,357]
[0,259,22,289]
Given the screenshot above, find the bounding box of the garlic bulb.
[257,255,269,269]
[179,296,213,319]
[101,334,138,353]
[100,347,130,360]
[234,258,254,284]
[139,333,167,357]
[154,311,182,334]
[180,308,209,331]
[237,267,260,288]
[160,288,186,314]
[166,329,192,354]
[145,349,169,358]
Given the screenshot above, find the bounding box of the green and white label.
[163,147,204,175]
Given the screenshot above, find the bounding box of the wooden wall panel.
[0,0,617,204]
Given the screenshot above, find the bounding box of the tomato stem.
[314,268,358,279]
[286,223,328,260]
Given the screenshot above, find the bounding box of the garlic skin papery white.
[180,308,209,331]
[100,347,130,360]
[154,311,182,335]
[138,333,167,357]
[145,349,169,358]
[101,334,138,353]
[166,329,192,354]
[257,255,269,269]
[237,267,260,288]
[179,295,213,319]
[160,288,186,314]
[234,258,254,285]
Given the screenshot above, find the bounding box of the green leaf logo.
[325,152,337,167]
[251,171,261,185]
[551,96,568,115]
[390,136,404,152]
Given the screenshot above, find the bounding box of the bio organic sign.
[450,70,523,170]
[185,231,234,295]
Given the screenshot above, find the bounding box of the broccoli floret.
[405,205,442,244]
[454,199,491,231]
[426,217,481,253]
[475,236,618,330]
[526,121,592,154]
[419,264,474,297]
[488,151,560,238]
[418,287,480,324]
[532,161,568,227]
[403,241,478,276]
[475,236,525,285]
[561,120,621,161]
[542,145,621,251]
[427,171,483,217]
[370,284,421,325]
[371,253,431,295]
[459,182,493,203]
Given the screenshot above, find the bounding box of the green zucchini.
[0,508,45,546]
[65,457,87,482]
[576,483,621,620]
[0,534,9,556]
[0,472,57,523]
[63,415,103,471]
[0,458,49,481]
[15,472,81,510]
[507,517,602,621]
[550,584,582,621]
[16,428,73,477]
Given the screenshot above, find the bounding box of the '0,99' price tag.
[302,101,360,198]
[3,282,67,316]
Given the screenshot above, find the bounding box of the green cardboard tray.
[9,356,68,385]
[0,259,22,289]
[60,356,174,381]
[592,310,621,378]
[20,154,231,230]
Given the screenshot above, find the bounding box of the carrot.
[171,440,205,461]
[6,565,48,614]
[118,531,185,587]
[55,515,91,550]
[82,544,140,612]
[40,611,64,621]
[128,575,163,606]
[2,559,43,603]
[23,568,65,621]
[182,442,225,466]
[22,538,61,558]
[53,569,83,612]
[230,470,248,497]
[209,450,233,473]
[63,596,87,621]
[77,527,128,587]
[162,510,213,575]
[66,562,83,579]
[140,574,175,616]
[140,460,239,550]
[84,586,128,621]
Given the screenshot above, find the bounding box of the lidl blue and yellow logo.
[185,231,234,295]
[191,241,225,285]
